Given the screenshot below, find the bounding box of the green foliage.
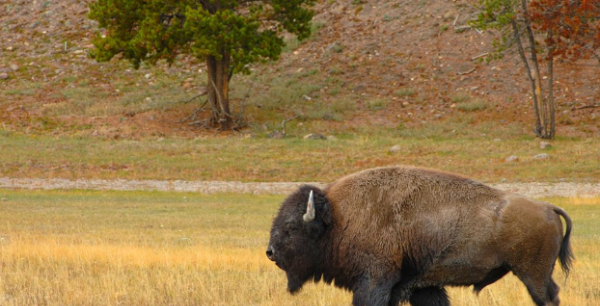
[394,87,416,97]
[88,0,317,129]
[367,98,387,111]
[472,0,516,30]
[470,0,518,61]
[88,0,316,73]
[450,92,471,103]
[456,99,489,112]
[88,0,185,68]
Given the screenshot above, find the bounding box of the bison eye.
[284,219,299,230]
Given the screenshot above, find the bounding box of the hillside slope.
[1,0,598,138]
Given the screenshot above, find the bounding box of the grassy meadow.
[0,190,598,306]
[1,132,599,183]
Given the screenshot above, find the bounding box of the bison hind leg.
[516,275,561,306]
[408,287,449,306]
[473,266,510,294]
[546,279,560,306]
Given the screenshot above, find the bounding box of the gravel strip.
[0,178,598,198]
[0,178,323,195]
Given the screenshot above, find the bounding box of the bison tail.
[554,206,574,277]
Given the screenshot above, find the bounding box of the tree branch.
[169,91,207,104]
[571,104,600,111]
[178,100,209,123]
[587,46,600,64]
[281,116,298,135]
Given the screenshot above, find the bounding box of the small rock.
[389,145,402,154]
[0,73,8,80]
[9,64,18,71]
[303,133,326,140]
[352,84,367,92]
[442,11,455,21]
[402,102,410,107]
[540,141,552,150]
[326,42,344,53]
[322,113,334,120]
[505,156,519,162]
[302,95,312,101]
[533,153,550,160]
[268,130,285,139]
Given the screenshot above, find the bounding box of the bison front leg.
[352,276,398,306]
[409,287,450,306]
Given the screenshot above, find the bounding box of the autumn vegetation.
[474,0,600,139]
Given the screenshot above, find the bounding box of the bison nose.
[266,246,275,261]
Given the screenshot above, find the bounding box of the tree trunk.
[513,0,556,139]
[544,28,555,139]
[206,52,233,130]
[520,0,547,138]
[511,19,543,137]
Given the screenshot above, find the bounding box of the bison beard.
[282,244,324,294]
[267,186,331,294]
[266,166,573,306]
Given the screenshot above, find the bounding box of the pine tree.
[88,0,316,130]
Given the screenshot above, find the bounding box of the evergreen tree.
[88,0,316,130]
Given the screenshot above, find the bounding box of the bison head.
[266,185,332,293]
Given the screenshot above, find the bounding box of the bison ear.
[303,190,316,223]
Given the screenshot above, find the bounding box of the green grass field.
[0,191,597,305]
[1,132,599,183]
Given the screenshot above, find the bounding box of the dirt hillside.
[1,0,599,138]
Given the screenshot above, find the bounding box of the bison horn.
[303,190,316,223]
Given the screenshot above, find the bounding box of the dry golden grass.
[0,191,597,305]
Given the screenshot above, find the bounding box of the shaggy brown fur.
[267,166,573,306]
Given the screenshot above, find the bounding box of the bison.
[266,166,573,306]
